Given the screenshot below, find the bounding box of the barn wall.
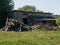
[33,20,56,25]
[9,11,56,26]
[28,19,34,26]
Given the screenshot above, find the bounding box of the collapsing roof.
[29,15,56,21]
[9,10,56,21]
[13,10,53,15]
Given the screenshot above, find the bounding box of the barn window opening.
[23,18,28,25]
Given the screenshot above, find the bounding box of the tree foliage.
[56,17,60,25]
[0,0,14,28]
[18,5,44,13]
[53,15,60,25]
[18,5,36,12]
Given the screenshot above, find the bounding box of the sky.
[13,0,60,15]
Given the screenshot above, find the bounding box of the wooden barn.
[9,10,56,25]
[4,10,56,31]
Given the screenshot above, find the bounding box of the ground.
[0,30,60,45]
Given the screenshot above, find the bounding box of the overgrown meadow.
[0,30,60,45]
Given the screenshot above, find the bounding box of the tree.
[0,0,14,28]
[56,17,60,25]
[18,5,36,12]
[36,10,43,12]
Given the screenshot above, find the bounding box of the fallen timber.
[1,18,33,31]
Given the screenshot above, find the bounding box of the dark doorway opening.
[41,21,47,24]
[23,18,28,25]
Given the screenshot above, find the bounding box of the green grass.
[0,30,60,45]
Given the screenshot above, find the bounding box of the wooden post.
[5,17,9,31]
[19,24,22,32]
[18,19,22,32]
